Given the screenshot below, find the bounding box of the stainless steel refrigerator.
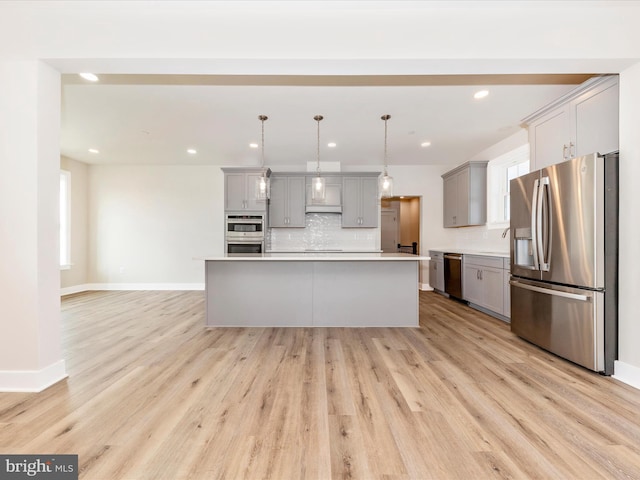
[509,152,618,375]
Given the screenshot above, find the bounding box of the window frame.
[486,144,530,229]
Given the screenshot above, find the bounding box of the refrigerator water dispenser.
[514,227,534,268]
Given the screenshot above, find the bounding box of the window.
[60,170,71,269]
[487,144,530,228]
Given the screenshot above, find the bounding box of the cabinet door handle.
[569,141,575,159]
[563,144,568,160]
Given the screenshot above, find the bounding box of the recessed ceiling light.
[327,142,337,148]
[421,141,431,147]
[474,89,489,99]
[88,148,99,154]
[187,148,197,154]
[79,73,99,82]
[249,143,259,149]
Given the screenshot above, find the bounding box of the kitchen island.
[201,253,429,327]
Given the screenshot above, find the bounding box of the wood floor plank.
[1,290,640,479]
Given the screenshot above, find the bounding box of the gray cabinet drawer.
[464,255,504,269]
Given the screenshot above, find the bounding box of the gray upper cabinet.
[269,175,306,227]
[222,168,269,212]
[342,175,379,228]
[442,161,487,228]
[524,75,619,170]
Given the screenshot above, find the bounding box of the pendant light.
[255,115,270,200]
[312,115,326,202]
[379,114,394,198]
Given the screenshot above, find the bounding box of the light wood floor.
[1,291,640,479]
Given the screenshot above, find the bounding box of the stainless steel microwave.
[225,214,264,240]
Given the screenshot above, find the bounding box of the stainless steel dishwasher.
[444,253,463,299]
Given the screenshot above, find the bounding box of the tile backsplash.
[268,213,379,251]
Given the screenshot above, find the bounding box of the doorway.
[381,196,421,254]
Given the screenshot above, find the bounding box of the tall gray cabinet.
[269,175,306,227]
[342,175,379,228]
[222,167,269,212]
[442,161,488,228]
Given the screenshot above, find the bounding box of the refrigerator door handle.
[538,176,551,271]
[531,178,540,270]
[510,280,590,302]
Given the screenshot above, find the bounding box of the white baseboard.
[62,283,205,295]
[420,283,434,291]
[0,359,67,392]
[61,284,92,296]
[613,361,640,390]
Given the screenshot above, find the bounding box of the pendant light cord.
[314,115,323,175]
[258,115,268,168]
[382,114,390,176]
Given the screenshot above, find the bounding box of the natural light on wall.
[487,144,530,228]
[60,170,71,269]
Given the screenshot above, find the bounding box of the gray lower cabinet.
[503,262,511,319]
[463,255,506,318]
[269,175,306,227]
[429,250,445,292]
[342,175,379,228]
[442,161,487,228]
[222,168,268,212]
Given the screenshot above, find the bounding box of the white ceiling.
[60,74,589,168]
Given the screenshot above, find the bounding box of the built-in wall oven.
[225,214,265,254]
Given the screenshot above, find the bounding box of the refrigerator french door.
[509,152,618,374]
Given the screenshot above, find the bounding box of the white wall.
[87,165,224,286]
[0,61,65,390]
[60,156,89,290]
[616,62,640,387]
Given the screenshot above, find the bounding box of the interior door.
[381,210,398,252]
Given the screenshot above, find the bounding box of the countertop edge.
[196,254,430,262]
[428,248,509,258]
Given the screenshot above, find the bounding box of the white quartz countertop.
[429,248,509,258]
[199,253,430,261]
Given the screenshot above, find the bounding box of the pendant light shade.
[312,115,326,202]
[379,114,394,198]
[255,115,270,200]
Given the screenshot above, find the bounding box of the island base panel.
[205,260,419,327]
